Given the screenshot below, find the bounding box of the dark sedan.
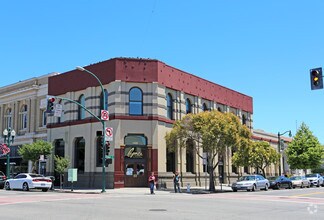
[268,176,293,189]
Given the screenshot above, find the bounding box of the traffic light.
[106,141,111,154]
[280,139,285,151]
[310,67,323,90]
[46,96,56,113]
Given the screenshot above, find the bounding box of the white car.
[290,176,310,188]
[232,175,269,192]
[5,173,52,192]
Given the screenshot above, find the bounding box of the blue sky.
[1,1,324,143]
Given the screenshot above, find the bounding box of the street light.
[2,128,16,178]
[277,130,292,176]
[76,66,107,193]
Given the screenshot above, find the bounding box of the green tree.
[54,155,70,190]
[249,141,279,178]
[18,140,53,173]
[286,122,324,174]
[233,141,280,178]
[165,110,251,192]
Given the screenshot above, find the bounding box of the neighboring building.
[46,57,254,189]
[0,73,58,175]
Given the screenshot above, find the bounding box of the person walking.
[173,171,181,193]
[148,172,156,194]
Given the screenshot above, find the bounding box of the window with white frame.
[4,108,12,128]
[41,109,47,127]
[19,105,28,130]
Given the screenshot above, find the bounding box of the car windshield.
[239,176,255,181]
[290,176,301,180]
[306,174,317,178]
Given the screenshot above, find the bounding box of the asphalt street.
[0,187,324,220]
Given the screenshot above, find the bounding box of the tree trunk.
[60,174,63,190]
[209,165,216,192]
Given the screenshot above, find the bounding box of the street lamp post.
[76,66,107,193]
[277,130,292,176]
[2,128,16,178]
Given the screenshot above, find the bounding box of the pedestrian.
[173,171,181,193]
[148,172,156,194]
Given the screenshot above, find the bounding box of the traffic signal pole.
[49,66,108,193]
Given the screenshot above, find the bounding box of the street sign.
[68,168,78,182]
[105,155,114,159]
[105,127,113,141]
[101,110,109,121]
[54,104,63,117]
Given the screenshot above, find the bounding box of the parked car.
[305,173,324,187]
[0,171,7,189]
[268,176,293,189]
[290,176,310,188]
[5,173,52,192]
[232,175,269,192]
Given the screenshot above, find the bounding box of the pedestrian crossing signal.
[310,67,323,90]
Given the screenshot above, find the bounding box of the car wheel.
[264,184,268,191]
[252,184,256,192]
[22,182,29,191]
[42,188,49,192]
[5,182,10,190]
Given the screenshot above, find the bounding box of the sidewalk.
[53,184,233,194]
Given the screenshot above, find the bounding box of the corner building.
[47,57,253,189]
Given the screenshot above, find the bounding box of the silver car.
[290,176,310,188]
[305,173,324,187]
[232,175,269,192]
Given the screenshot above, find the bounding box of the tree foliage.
[54,155,70,189]
[232,141,280,178]
[165,110,251,191]
[286,122,324,173]
[18,140,53,173]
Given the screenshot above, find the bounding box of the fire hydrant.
[186,183,191,193]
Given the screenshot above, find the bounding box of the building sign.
[125,147,144,159]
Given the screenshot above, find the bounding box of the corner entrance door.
[124,161,147,187]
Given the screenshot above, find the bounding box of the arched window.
[217,107,222,112]
[4,108,12,128]
[74,137,85,173]
[202,103,208,111]
[100,89,109,111]
[167,93,173,120]
[129,87,143,115]
[19,105,28,130]
[186,98,192,114]
[78,95,86,120]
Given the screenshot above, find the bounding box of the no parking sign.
[101,110,109,121]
